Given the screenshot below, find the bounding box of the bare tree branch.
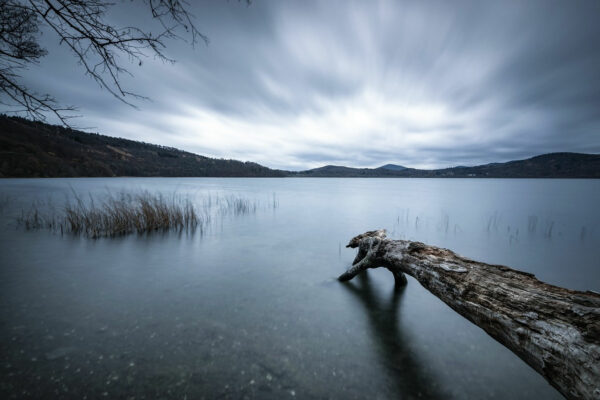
[0,0,207,126]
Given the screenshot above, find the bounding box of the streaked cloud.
[12,0,600,169]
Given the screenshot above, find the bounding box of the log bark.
[338,230,600,400]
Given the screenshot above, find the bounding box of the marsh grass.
[389,208,575,244]
[17,190,277,238]
[220,195,257,216]
[18,200,58,230]
[18,191,202,238]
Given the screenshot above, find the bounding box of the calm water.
[1,178,599,399]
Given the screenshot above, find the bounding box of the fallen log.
[338,230,600,400]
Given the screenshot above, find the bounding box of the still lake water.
[0,178,598,399]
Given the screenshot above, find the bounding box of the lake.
[1,178,598,399]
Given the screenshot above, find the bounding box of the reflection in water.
[1,178,589,399]
[342,273,444,399]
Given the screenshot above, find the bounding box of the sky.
[10,0,600,170]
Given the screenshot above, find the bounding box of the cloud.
[7,0,600,169]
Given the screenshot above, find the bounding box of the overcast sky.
[12,0,600,170]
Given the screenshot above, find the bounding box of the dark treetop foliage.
[0,0,203,125]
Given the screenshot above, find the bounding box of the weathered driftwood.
[339,230,600,400]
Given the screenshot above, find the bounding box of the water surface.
[1,178,598,399]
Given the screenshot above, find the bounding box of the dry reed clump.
[18,192,201,238]
[18,190,279,238]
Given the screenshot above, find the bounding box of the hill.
[1,115,598,178]
[0,116,285,177]
[295,153,600,178]
[293,164,409,177]
[377,164,407,171]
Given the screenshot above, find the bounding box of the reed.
[220,195,257,216]
[17,190,278,238]
[18,191,201,238]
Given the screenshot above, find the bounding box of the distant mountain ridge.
[377,164,407,171]
[295,153,600,178]
[1,115,598,178]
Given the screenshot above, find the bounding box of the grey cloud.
[4,0,600,169]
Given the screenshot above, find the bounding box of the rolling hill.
[294,153,600,178]
[1,115,598,178]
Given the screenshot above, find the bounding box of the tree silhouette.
[0,0,205,125]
